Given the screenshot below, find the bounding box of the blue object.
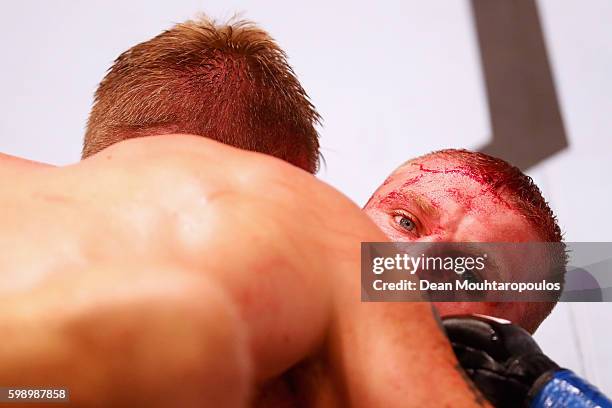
[531,369,612,408]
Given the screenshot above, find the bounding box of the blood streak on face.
[362,154,545,332]
[416,163,512,210]
[444,188,476,212]
[364,155,531,242]
[400,174,424,189]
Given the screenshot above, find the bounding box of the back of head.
[83,17,321,172]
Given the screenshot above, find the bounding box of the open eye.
[393,213,417,232]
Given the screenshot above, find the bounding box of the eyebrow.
[378,190,439,218]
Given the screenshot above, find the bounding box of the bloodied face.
[363,154,550,332]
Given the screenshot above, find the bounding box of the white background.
[0,0,610,394]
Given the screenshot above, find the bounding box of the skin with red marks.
[416,163,513,210]
[364,155,547,333]
[0,136,489,407]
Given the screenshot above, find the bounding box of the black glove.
[442,315,559,408]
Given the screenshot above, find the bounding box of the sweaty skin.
[364,155,546,333]
[0,136,488,407]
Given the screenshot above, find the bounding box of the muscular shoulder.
[80,134,383,240]
[81,134,306,200]
[65,134,387,287]
[64,135,388,383]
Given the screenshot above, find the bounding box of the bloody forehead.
[411,162,493,185]
[368,149,562,253]
[386,160,513,210]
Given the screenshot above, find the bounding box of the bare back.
[0,135,487,407]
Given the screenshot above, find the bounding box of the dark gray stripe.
[472,0,568,169]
